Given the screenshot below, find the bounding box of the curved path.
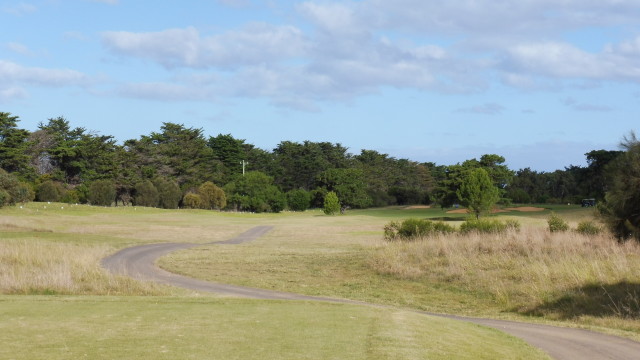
[102,226,640,360]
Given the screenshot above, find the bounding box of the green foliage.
[154,177,182,209]
[60,190,80,204]
[224,171,285,213]
[88,179,116,206]
[459,218,508,234]
[0,112,32,177]
[598,132,640,241]
[133,180,159,207]
[0,169,34,206]
[575,220,602,236]
[323,191,340,215]
[198,181,226,210]
[457,168,500,219]
[316,168,372,208]
[384,218,455,241]
[36,180,65,202]
[182,192,203,209]
[0,189,9,207]
[548,213,570,232]
[286,189,312,211]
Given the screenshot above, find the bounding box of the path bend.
[101,226,640,360]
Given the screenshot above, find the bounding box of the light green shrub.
[548,213,569,232]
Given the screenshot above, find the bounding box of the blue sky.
[1,0,639,171]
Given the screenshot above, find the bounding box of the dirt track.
[102,226,640,360]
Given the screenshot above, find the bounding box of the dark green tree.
[36,180,66,202]
[0,112,32,178]
[224,171,285,213]
[88,179,116,206]
[316,168,371,208]
[286,189,311,211]
[133,180,159,207]
[599,132,640,240]
[154,177,182,209]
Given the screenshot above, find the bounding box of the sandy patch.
[404,205,431,210]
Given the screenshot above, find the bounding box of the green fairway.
[0,296,549,360]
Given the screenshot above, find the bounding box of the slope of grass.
[0,296,549,360]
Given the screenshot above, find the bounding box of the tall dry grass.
[371,227,640,326]
[0,240,168,295]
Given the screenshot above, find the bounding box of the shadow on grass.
[428,216,466,222]
[522,281,640,320]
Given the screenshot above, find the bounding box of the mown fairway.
[1,202,637,358]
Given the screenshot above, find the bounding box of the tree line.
[0,112,634,231]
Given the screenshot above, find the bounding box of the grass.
[1,201,639,352]
[0,296,548,360]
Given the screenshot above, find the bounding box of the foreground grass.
[2,202,639,341]
[0,296,548,360]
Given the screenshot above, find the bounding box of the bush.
[36,180,65,202]
[323,191,340,215]
[88,179,116,206]
[154,178,181,209]
[198,182,226,210]
[384,218,455,241]
[60,190,80,204]
[459,218,508,234]
[182,193,203,209]
[548,213,569,232]
[287,189,311,211]
[576,220,602,236]
[134,180,159,207]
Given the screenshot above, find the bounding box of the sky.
[1,0,639,171]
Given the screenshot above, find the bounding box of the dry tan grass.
[0,239,169,295]
[370,227,640,330]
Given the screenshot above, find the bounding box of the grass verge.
[0,296,549,360]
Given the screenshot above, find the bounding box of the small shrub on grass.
[88,180,116,206]
[548,213,569,232]
[459,218,507,234]
[575,220,602,236]
[384,218,455,241]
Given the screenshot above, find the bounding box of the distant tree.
[598,132,640,240]
[36,180,65,202]
[224,171,285,213]
[0,169,33,206]
[154,177,182,209]
[287,189,311,211]
[316,168,372,208]
[323,191,341,215]
[133,180,159,207]
[88,179,116,206]
[182,192,203,209]
[0,112,32,178]
[457,168,500,219]
[198,181,226,210]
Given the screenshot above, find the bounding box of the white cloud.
[6,42,33,56]
[0,87,28,103]
[456,103,505,115]
[98,0,640,109]
[2,2,37,15]
[90,0,118,4]
[0,60,91,87]
[102,24,308,69]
